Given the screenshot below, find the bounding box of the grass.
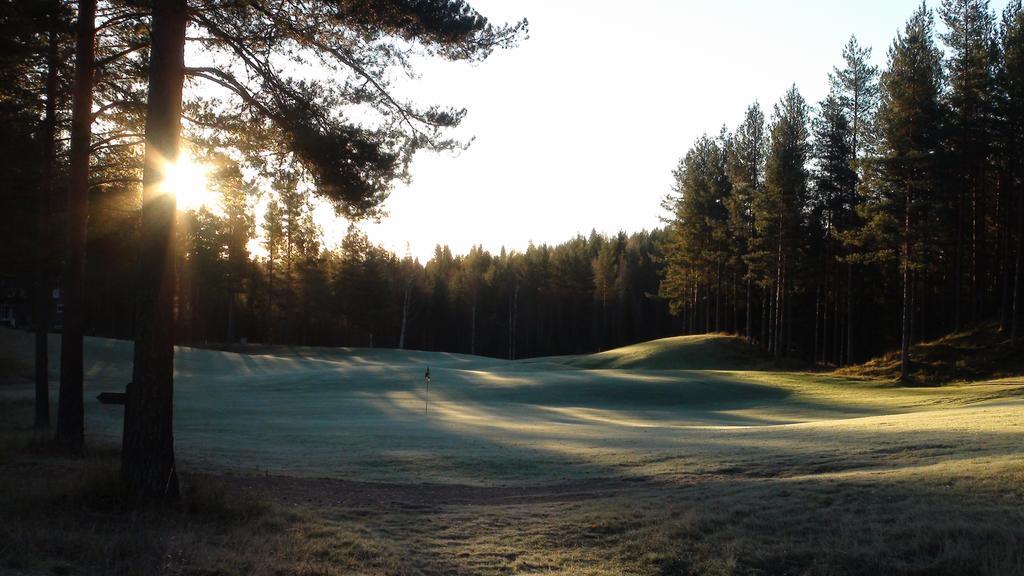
[531,333,774,370]
[0,326,1022,574]
[838,322,1024,384]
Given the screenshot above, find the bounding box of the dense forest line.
[2,0,1023,373]
[0,0,674,365]
[661,1,1024,376]
[104,213,676,359]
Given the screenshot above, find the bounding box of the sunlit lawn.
[1,328,1023,575]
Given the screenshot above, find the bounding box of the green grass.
[0,327,1023,574]
[529,333,772,370]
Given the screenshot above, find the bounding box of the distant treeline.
[3,1,1022,370]
[87,214,677,359]
[660,2,1024,373]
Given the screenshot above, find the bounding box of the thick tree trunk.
[55,0,96,451]
[122,0,187,502]
[34,15,60,429]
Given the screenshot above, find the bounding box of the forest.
[661,2,1024,377]
[1,0,1022,381]
[2,1,1024,573]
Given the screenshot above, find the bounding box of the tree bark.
[122,0,187,502]
[846,262,854,364]
[266,244,275,343]
[470,296,477,355]
[34,11,60,429]
[1013,173,1023,345]
[900,192,913,382]
[55,0,96,451]
[773,248,784,360]
[745,277,752,344]
[399,279,410,349]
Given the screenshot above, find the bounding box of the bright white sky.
[311,0,1011,262]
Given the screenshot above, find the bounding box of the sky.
[315,0,1013,262]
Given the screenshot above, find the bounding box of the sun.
[161,153,219,212]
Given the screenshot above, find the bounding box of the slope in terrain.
[532,333,770,370]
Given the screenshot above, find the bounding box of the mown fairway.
[2,328,1023,574]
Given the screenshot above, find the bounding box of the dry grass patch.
[838,323,1024,384]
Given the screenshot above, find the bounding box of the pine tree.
[760,85,811,359]
[874,4,946,380]
[1001,1,1024,343]
[812,94,857,364]
[830,35,879,363]
[940,0,998,326]
[122,0,525,500]
[660,133,731,334]
[55,0,97,453]
[726,103,767,343]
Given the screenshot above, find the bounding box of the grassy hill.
[838,323,1024,384]
[532,333,772,370]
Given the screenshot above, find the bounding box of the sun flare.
[161,154,219,212]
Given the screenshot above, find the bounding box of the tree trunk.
[122,0,187,502]
[284,232,293,343]
[267,247,274,344]
[714,262,721,333]
[399,280,410,349]
[900,193,913,382]
[55,0,96,452]
[820,280,828,364]
[954,190,963,331]
[773,251,784,361]
[834,283,842,364]
[470,296,477,355]
[509,282,519,360]
[761,286,769,349]
[227,290,236,348]
[846,262,854,365]
[745,277,752,344]
[1013,174,1023,345]
[34,13,60,429]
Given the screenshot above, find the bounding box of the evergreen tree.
[1001,1,1024,343]
[760,85,811,359]
[812,94,857,364]
[725,103,767,343]
[55,0,97,453]
[660,133,731,333]
[830,35,879,363]
[940,0,999,326]
[873,4,946,380]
